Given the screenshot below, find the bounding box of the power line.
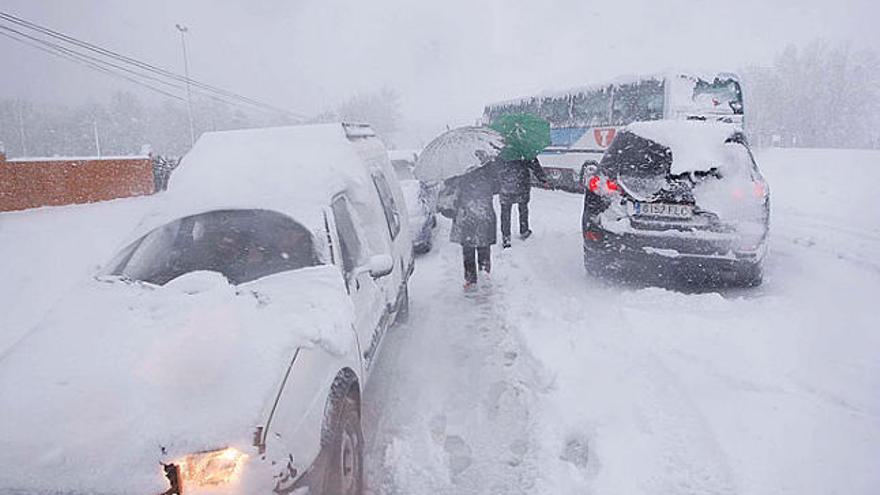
[0,25,191,97]
[0,11,304,118]
[0,29,187,102]
[0,23,285,116]
[0,11,307,119]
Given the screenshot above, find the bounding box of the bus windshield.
[692,78,743,115]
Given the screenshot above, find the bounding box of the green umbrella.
[488,113,551,161]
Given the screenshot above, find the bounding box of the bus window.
[611,80,665,125]
[611,83,640,125]
[640,79,665,121]
[542,95,571,126]
[571,86,612,127]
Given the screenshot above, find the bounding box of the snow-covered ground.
[363,147,880,495]
[1,148,878,494]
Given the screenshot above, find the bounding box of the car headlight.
[164,447,248,493]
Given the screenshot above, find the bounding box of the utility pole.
[17,99,27,156]
[176,23,195,147]
[93,118,101,157]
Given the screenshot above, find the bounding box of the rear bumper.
[583,220,765,266]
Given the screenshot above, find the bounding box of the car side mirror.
[362,254,393,279]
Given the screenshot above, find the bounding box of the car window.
[601,131,672,178]
[372,172,402,240]
[331,196,364,275]
[106,209,321,285]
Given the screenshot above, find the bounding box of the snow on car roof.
[164,123,369,223]
[625,120,741,175]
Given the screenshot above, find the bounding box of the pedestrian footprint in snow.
[437,153,501,289]
[499,157,550,248]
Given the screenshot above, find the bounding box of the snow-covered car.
[389,149,437,253]
[581,121,770,286]
[399,179,438,253]
[0,123,413,495]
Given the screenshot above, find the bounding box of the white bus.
[482,72,744,190]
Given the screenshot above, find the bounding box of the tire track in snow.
[491,189,739,494]
[772,208,880,273]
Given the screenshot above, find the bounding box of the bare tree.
[743,41,880,149]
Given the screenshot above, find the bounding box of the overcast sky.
[1,0,878,145]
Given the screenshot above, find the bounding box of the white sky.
[1,0,877,145]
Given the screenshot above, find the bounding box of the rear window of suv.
[600,130,672,178]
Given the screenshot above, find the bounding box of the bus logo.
[594,128,616,148]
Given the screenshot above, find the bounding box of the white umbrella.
[414,126,505,182]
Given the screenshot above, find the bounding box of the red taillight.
[605,179,619,192]
[587,175,619,195]
[753,181,766,198]
[584,230,602,241]
[732,182,766,200]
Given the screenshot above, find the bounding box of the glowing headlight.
[169,447,248,491]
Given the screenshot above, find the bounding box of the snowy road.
[1,148,878,494]
[362,149,880,494]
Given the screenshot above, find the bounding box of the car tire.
[319,391,363,495]
[735,261,763,287]
[396,283,410,324]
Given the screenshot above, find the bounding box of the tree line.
[741,40,880,149]
[1,40,878,158]
[0,87,402,159]
[0,92,273,159]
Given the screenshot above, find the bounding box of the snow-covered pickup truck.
[0,123,413,495]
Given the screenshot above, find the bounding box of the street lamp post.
[175,23,195,147]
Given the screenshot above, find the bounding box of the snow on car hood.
[0,265,353,494]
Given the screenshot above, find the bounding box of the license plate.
[629,201,693,219]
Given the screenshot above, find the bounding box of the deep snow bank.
[0,196,157,352]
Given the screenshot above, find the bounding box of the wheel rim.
[339,425,359,493]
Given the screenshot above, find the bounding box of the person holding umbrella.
[498,157,549,247]
[445,153,501,288]
[415,127,505,289]
[489,114,552,248]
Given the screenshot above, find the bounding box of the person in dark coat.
[499,158,549,247]
[441,161,501,287]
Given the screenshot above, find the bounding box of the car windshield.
[107,209,321,285]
